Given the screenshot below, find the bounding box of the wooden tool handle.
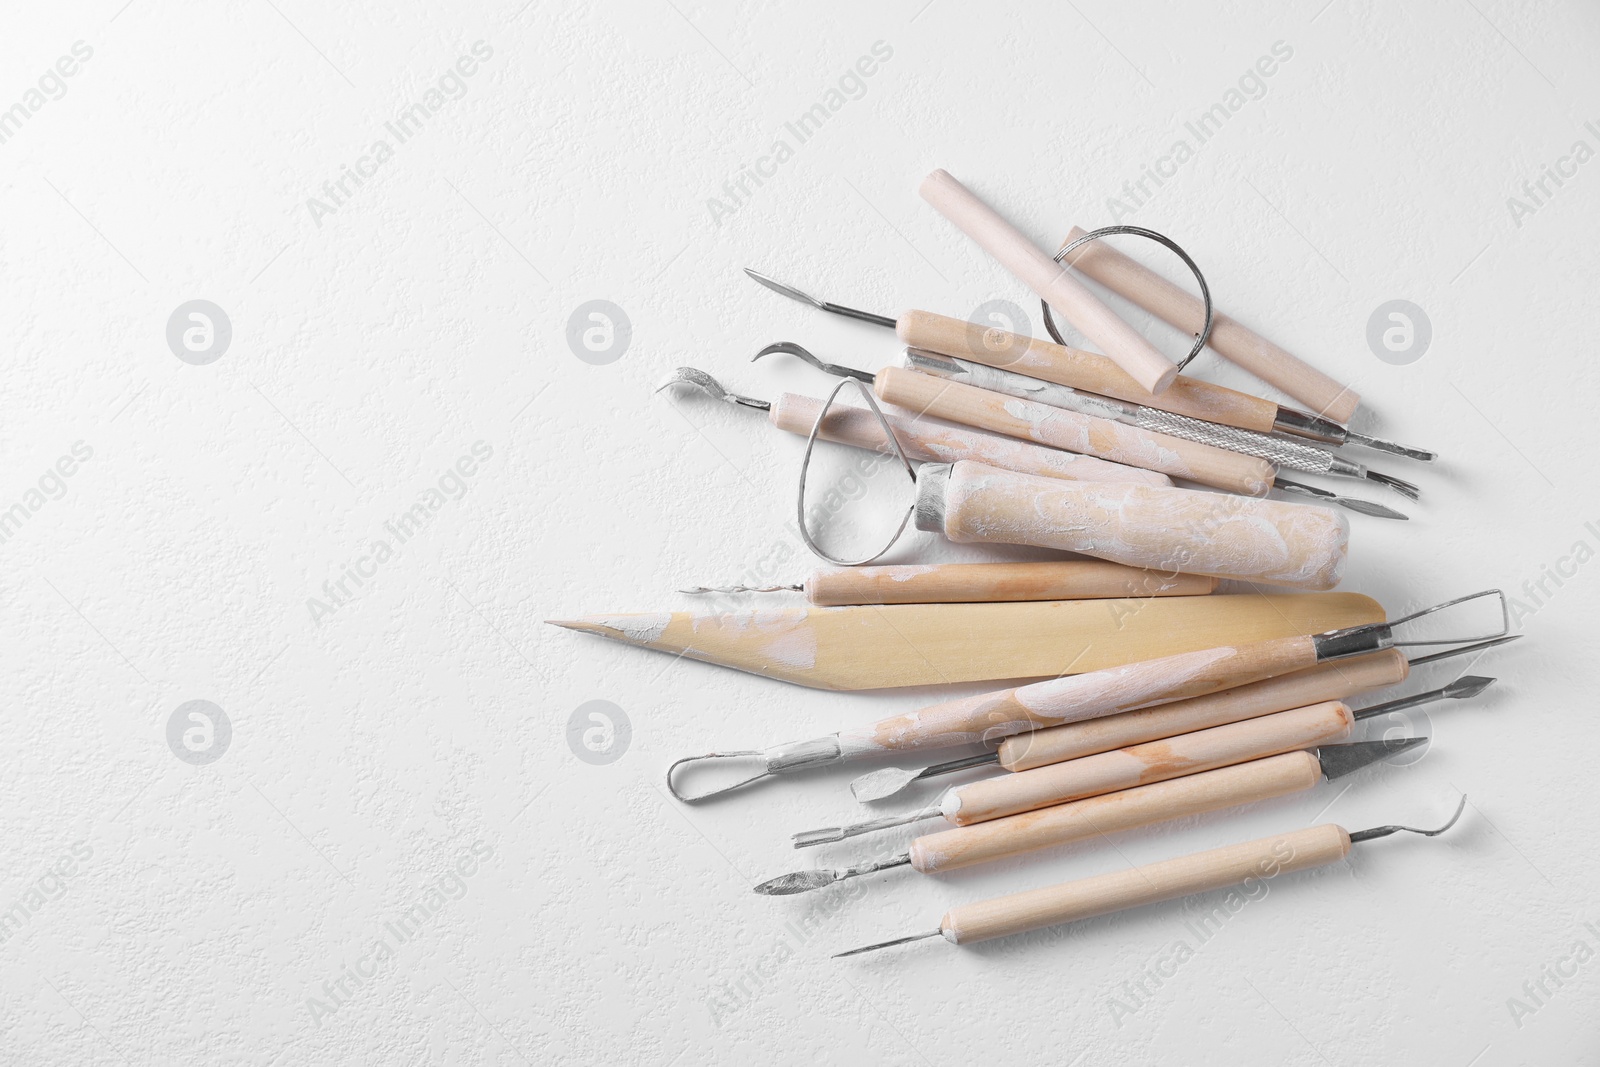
[940,822,1351,944]
[840,633,1318,755]
[1060,226,1360,423]
[999,648,1407,770]
[911,750,1321,874]
[920,170,1179,394]
[876,367,1275,496]
[804,561,1217,607]
[924,460,1348,590]
[897,309,1280,433]
[944,700,1353,824]
[768,392,1170,487]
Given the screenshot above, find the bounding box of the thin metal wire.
[1042,225,1215,373]
[665,751,770,803]
[1387,589,1510,647]
[1349,794,1468,843]
[796,377,918,567]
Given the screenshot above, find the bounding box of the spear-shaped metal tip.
[753,869,842,896]
[743,268,827,310]
[1317,737,1430,781]
[1443,674,1496,699]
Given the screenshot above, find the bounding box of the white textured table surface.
[3,2,1597,1064]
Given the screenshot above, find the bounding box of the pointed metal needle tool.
[832,796,1468,957]
[848,636,1516,803]
[756,737,1426,896]
[793,676,1495,846]
[743,267,1436,463]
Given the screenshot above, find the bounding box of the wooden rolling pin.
[920,169,1179,394]
[796,561,1216,606]
[767,391,1170,487]
[550,592,1382,691]
[917,460,1348,590]
[876,366,1275,496]
[897,308,1279,432]
[1059,225,1360,423]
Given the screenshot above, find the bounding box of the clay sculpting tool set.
[553,168,1518,959]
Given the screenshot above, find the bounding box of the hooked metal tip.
[679,583,803,595]
[1346,431,1438,463]
[834,929,943,958]
[1363,469,1421,501]
[656,367,770,410]
[752,341,877,383]
[1349,794,1468,843]
[665,751,771,803]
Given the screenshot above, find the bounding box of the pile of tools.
[551,170,1514,958]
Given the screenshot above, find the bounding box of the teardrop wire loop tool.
[831,796,1468,957]
[848,634,1517,802]
[789,675,1492,848]
[754,340,1418,503]
[743,268,1434,462]
[663,589,1507,803]
[658,367,1170,488]
[682,560,1219,606]
[754,737,1424,896]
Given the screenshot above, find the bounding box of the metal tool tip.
[791,827,845,849]
[1445,675,1496,699]
[1339,498,1411,520]
[753,870,838,896]
[1364,470,1422,501]
[849,767,922,803]
[743,268,823,309]
[833,930,943,958]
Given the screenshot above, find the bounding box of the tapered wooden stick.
[547,592,1383,689]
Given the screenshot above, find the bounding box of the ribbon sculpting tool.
[662,590,1505,801]
[681,559,1218,606]
[743,268,1433,462]
[658,367,1168,487]
[754,737,1424,896]
[849,636,1516,801]
[831,797,1468,957]
[789,676,1491,846]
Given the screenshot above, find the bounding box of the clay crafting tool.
[753,342,1416,506]
[790,677,1490,846]
[547,591,1383,691]
[832,797,1468,956]
[850,636,1515,801]
[743,269,1433,461]
[749,344,1277,497]
[919,169,1182,394]
[754,737,1424,895]
[661,590,1503,800]
[906,459,1351,588]
[899,349,1418,503]
[658,367,1168,487]
[682,559,1218,606]
[1056,225,1361,424]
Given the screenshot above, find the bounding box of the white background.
[2,1,1597,1064]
